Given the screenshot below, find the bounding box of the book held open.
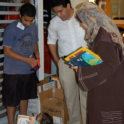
[64,47,103,66]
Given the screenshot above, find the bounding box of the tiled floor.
[2,120,17,124]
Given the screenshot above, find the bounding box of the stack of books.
[64,47,103,66]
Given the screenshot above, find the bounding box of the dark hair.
[20,3,36,17]
[49,0,71,8]
[40,113,53,124]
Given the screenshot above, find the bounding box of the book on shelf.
[64,47,103,66]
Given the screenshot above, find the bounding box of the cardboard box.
[51,76,62,89]
[37,77,61,94]
[39,89,69,124]
[37,77,50,87]
[28,76,69,124]
[27,76,61,116]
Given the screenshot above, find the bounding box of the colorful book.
[64,47,103,66]
[17,115,36,124]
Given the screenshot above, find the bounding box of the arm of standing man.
[48,44,59,65]
[34,42,40,59]
[3,46,38,68]
[47,20,59,65]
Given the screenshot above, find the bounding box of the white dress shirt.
[47,10,87,57]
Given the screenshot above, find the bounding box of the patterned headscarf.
[76,2,124,55]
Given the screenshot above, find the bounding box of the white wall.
[70,0,88,8]
[111,0,124,19]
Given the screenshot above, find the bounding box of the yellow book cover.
[64,47,103,66]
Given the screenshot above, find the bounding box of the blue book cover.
[65,47,103,66]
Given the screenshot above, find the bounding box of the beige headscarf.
[76,2,124,55]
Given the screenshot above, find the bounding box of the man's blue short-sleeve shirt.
[3,20,38,74]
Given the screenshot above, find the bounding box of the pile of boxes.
[37,76,69,124]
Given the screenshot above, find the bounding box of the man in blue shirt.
[2,3,39,124]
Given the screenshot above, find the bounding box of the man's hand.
[26,58,38,68]
[48,44,59,66]
[4,46,39,68]
[71,66,78,72]
[55,58,60,66]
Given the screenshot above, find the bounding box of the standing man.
[47,0,87,124]
[2,3,39,124]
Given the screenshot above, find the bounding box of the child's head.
[36,112,53,124]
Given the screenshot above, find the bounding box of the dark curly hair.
[49,0,71,8]
[39,113,53,124]
[20,3,36,17]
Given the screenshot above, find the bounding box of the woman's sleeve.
[78,40,120,91]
